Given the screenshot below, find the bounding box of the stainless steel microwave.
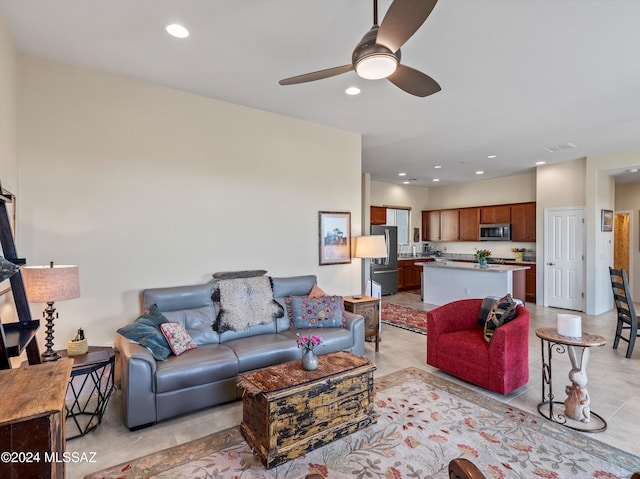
[479,223,511,241]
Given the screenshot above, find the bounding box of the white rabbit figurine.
[564,346,591,422]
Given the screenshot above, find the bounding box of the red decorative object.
[426,298,530,395]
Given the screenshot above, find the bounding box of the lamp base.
[41,301,61,362]
[41,350,61,362]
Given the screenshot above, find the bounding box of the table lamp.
[22,262,80,362]
[354,235,387,298]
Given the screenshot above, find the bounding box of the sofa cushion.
[163,305,219,345]
[117,304,171,361]
[287,295,345,329]
[213,276,284,332]
[224,333,301,372]
[483,294,518,342]
[281,328,354,356]
[160,322,198,356]
[271,275,316,298]
[154,344,238,393]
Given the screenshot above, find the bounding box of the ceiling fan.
[279,0,441,97]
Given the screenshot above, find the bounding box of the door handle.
[547,262,555,266]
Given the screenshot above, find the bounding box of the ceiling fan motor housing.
[353,27,400,79]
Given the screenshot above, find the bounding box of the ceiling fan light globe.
[356,54,398,80]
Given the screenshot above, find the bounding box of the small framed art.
[601,209,613,232]
[318,211,351,265]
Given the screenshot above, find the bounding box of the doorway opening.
[613,211,631,288]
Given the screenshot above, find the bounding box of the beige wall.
[427,172,536,210]
[0,14,19,343]
[0,13,17,191]
[17,56,362,348]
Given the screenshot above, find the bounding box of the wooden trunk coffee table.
[238,351,377,469]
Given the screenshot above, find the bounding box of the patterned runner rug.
[381,303,430,335]
[86,368,640,479]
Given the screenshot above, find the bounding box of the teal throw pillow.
[287,295,345,329]
[117,304,171,360]
[0,256,19,282]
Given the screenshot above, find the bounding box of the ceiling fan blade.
[279,64,354,85]
[387,64,441,97]
[377,0,438,52]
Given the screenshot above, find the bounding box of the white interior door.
[544,207,585,311]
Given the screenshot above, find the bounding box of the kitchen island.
[417,260,530,305]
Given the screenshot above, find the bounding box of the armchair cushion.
[483,293,518,342]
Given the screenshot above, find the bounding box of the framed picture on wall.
[601,209,613,232]
[318,211,351,265]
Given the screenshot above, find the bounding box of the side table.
[343,295,380,352]
[57,346,115,440]
[535,327,606,433]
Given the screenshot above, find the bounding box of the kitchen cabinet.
[440,210,460,240]
[459,207,480,241]
[370,206,387,225]
[511,202,536,241]
[422,210,459,241]
[504,261,537,303]
[480,205,511,224]
[398,259,424,291]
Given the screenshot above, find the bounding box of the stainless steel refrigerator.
[370,225,398,295]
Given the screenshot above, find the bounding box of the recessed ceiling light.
[629,168,639,173]
[345,86,361,95]
[487,155,497,159]
[434,165,442,169]
[166,23,189,38]
[536,161,546,165]
[432,178,440,182]
[475,171,484,175]
[402,181,410,184]
[398,172,407,176]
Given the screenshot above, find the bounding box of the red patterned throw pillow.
[160,322,198,356]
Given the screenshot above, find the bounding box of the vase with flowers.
[474,248,491,267]
[511,247,526,262]
[296,333,323,371]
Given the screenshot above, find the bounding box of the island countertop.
[415,261,530,273]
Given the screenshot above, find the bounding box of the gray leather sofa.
[116,275,366,430]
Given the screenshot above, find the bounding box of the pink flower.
[296,333,323,352]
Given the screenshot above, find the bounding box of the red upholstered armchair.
[427,298,530,395]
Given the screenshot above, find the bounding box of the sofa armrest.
[116,334,158,429]
[487,305,530,389]
[343,310,365,356]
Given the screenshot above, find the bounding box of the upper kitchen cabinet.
[458,207,480,241]
[422,210,459,241]
[370,206,387,225]
[480,205,511,224]
[511,202,536,242]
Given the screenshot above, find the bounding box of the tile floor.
[68,294,640,478]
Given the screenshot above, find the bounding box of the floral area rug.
[381,303,429,335]
[86,368,640,479]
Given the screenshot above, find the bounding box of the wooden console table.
[0,359,73,479]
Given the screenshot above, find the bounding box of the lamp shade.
[22,264,80,302]
[354,235,387,259]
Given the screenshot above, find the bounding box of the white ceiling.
[2,0,640,186]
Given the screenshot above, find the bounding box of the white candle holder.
[557,314,582,337]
